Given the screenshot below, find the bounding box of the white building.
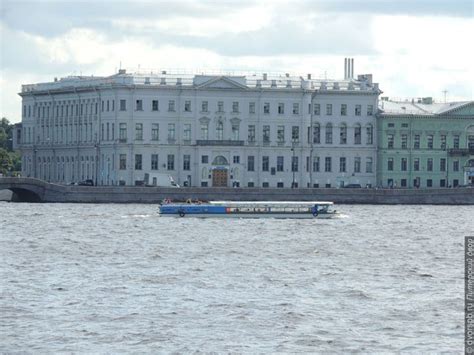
[18,59,380,188]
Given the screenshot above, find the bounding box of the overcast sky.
[1,0,473,123]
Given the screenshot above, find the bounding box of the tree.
[0,148,12,175]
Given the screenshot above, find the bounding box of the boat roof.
[209,201,333,206]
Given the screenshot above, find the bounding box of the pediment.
[440,102,474,116]
[195,76,248,90]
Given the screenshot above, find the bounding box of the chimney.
[263,73,267,81]
[344,58,348,79]
[350,58,354,78]
[307,73,311,80]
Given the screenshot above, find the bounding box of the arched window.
[216,121,224,140]
[339,123,347,144]
[325,123,333,144]
[212,156,229,165]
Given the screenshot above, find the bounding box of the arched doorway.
[211,155,229,187]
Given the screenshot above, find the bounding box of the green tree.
[0,148,12,175]
[0,117,13,151]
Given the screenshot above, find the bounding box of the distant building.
[17,58,380,187]
[377,98,474,188]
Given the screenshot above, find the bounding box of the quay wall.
[1,178,473,204]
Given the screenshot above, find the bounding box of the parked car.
[343,184,362,188]
[78,179,94,186]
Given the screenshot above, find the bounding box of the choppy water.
[0,202,472,353]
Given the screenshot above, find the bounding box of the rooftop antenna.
[442,90,448,103]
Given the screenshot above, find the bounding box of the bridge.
[1,177,474,204]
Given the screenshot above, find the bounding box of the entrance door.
[212,169,228,187]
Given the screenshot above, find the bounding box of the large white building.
[18,59,380,188]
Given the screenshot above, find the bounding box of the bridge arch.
[0,178,46,202]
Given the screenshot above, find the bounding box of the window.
[183,155,191,170]
[314,104,320,115]
[262,156,269,171]
[277,156,284,171]
[401,134,408,149]
[231,124,239,140]
[401,158,407,171]
[136,100,143,111]
[248,125,256,142]
[402,123,408,128]
[366,157,373,173]
[233,155,240,164]
[247,156,255,171]
[263,125,270,143]
[107,100,110,111]
[325,157,332,172]
[167,155,175,170]
[454,135,460,149]
[249,102,255,114]
[341,104,347,116]
[388,123,395,128]
[201,101,208,112]
[168,123,175,140]
[441,135,446,150]
[183,124,191,141]
[291,156,298,172]
[184,100,191,112]
[200,123,208,140]
[292,103,299,115]
[201,181,208,187]
[401,179,407,187]
[354,157,361,173]
[387,134,394,149]
[339,124,347,144]
[119,123,127,142]
[120,99,126,111]
[262,182,269,188]
[355,104,361,116]
[152,123,159,141]
[440,179,446,187]
[313,157,320,172]
[387,158,394,171]
[152,100,159,111]
[263,102,270,114]
[216,121,224,140]
[151,154,159,170]
[366,125,373,145]
[427,135,434,149]
[292,126,299,142]
[367,105,373,116]
[414,135,420,149]
[277,125,285,143]
[135,154,142,170]
[135,123,143,140]
[427,179,433,187]
[414,158,420,171]
[453,160,459,172]
[339,157,346,172]
[440,158,446,172]
[119,154,126,170]
[325,123,333,144]
[427,158,433,171]
[278,103,285,114]
[354,125,361,145]
[218,101,224,112]
[232,102,239,113]
[313,124,320,144]
[326,104,332,116]
[168,100,175,112]
[201,155,208,164]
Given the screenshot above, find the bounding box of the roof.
[379,100,473,116]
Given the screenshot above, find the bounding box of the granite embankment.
[0,178,473,204]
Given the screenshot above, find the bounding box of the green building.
[377,98,474,188]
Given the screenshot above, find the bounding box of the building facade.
[18,63,380,188]
[377,98,474,188]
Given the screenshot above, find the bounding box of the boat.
[158,201,338,219]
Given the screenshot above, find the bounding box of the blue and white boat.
[159,201,337,219]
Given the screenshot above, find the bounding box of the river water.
[0,203,472,353]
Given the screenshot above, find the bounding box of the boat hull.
[159,212,337,219]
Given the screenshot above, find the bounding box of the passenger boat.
[158,201,338,219]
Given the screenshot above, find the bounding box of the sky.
[0,0,473,123]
